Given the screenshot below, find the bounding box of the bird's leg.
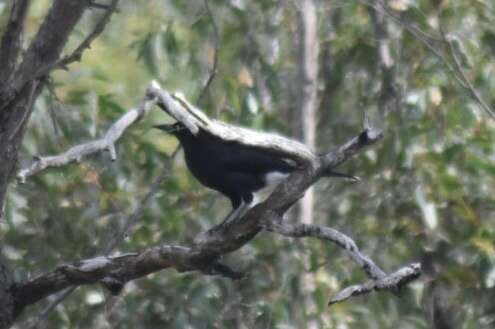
[210,194,255,233]
[218,201,247,228]
[197,204,245,242]
[236,201,252,219]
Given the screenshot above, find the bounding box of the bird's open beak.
[153,124,181,134]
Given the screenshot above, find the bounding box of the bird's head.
[153,122,187,136]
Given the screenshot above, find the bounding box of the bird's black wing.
[220,143,296,175]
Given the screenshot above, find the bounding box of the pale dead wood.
[16,90,157,182]
[328,263,421,305]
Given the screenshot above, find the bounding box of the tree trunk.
[0,261,14,329]
[296,0,318,226]
[0,82,39,214]
[0,81,42,329]
[0,1,91,327]
[294,1,319,328]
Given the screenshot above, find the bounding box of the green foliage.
[1,0,494,328]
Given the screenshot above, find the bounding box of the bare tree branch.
[13,246,191,311]
[55,0,120,71]
[439,28,495,119]
[328,263,421,305]
[16,89,158,182]
[320,128,382,171]
[26,287,76,329]
[261,218,421,305]
[13,242,242,314]
[262,219,386,280]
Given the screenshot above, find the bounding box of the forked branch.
[17,92,157,182]
[13,81,419,320]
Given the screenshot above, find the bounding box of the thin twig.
[103,150,178,254]
[438,27,495,119]
[359,0,465,89]
[196,0,220,105]
[8,80,40,142]
[45,78,62,139]
[359,0,440,44]
[55,0,120,70]
[27,287,76,329]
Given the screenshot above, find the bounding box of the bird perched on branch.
[155,122,355,226]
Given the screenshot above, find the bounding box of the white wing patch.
[246,171,290,208]
[264,171,290,186]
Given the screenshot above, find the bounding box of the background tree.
[0,0,494,328]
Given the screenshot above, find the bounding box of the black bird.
[155,122,354,226]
